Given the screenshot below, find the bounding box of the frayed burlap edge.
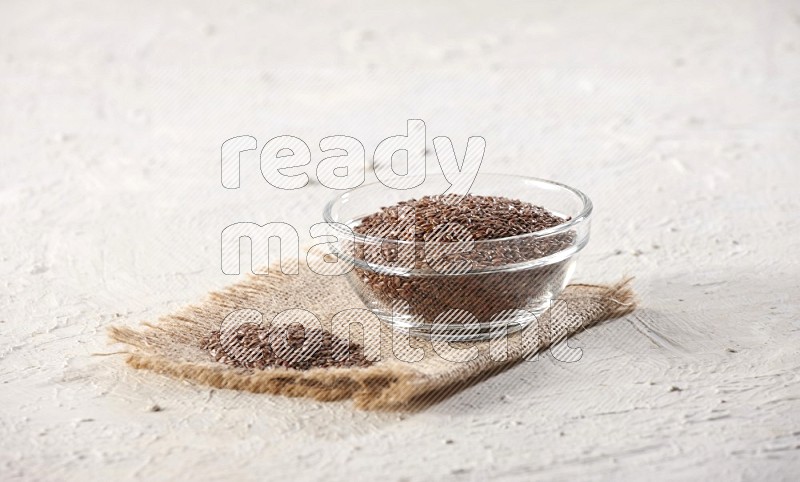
[108,276,635,411]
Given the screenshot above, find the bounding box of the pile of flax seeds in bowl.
[349,194,575,323]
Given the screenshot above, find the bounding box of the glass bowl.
[322,173,592,341]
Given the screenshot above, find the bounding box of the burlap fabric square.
[109,253,635,411]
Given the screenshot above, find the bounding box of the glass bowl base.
[374,303,548,342]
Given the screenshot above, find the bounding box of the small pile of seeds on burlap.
[202,323,372,371]
[349,194,575,323]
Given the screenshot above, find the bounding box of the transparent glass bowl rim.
[322,173,593,247]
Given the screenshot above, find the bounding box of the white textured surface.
[1,0,799,480]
